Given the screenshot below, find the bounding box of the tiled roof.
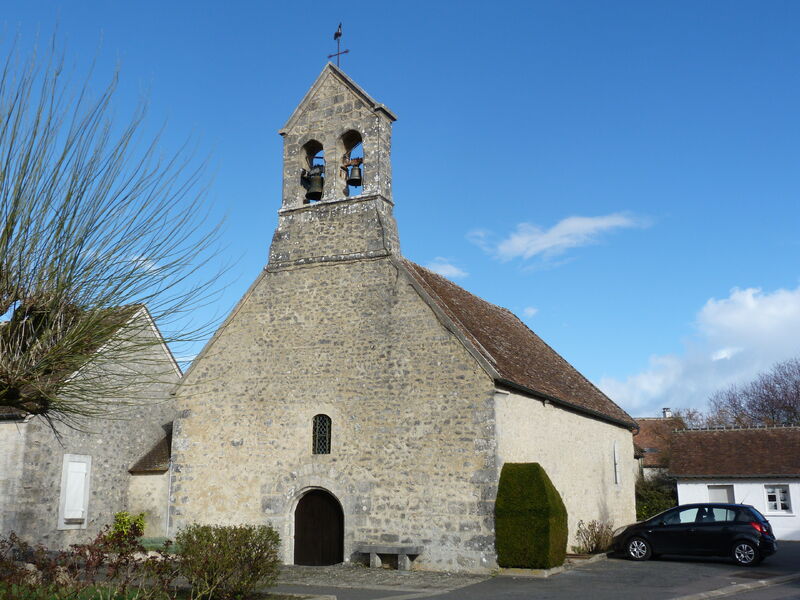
[669,427,800,478]
[129,427,172,474]
[635,417,685,467]
[633,442,646,459]
[402,260,636,428]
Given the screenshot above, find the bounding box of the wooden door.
[294,490,344,565]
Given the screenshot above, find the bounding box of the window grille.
[312,414,331,454]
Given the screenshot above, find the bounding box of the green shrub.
[0,528,179,600]
[635,473,677,521]
[110,512,146,539]
[176,524,280,600]
[495,462,568,569]
[570,519,614,554]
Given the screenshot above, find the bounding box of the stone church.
[168,64,638,572]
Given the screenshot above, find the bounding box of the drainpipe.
[164,457,173,537]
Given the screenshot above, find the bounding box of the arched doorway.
[294,489,344,565]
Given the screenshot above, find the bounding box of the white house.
[670,426,800,541]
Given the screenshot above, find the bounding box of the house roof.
[669,427,800,478]
[129,425,173,474]
[0,304,180,417]
[401,260,636,429]
[635,417,685,467]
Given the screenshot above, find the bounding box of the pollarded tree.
[0,38,223,427]
[707,358,800,427]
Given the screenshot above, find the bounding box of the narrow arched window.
[312,414,331,454]
[301,140,325,204]
[339,130,363,197]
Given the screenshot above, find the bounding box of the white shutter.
[63,461,87,522]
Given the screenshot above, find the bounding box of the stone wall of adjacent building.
[129,472,170,537]
[0,313,178,548]
[170,257,500,571]
[494,389,637,545]
[0,420,27,535]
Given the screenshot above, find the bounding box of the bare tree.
[0,38,222,427]
[707,358,800,427]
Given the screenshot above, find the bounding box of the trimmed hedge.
[495,462,568,569]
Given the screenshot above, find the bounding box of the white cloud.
[523,306,539,317]
[425,257,468,279]
[710,347,742,361]
[470,213,646,262]
[599,285,800,417]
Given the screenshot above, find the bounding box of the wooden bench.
[354,543,424,571]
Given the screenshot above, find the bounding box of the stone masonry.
[0,308,178,547]
[168,64,637,572]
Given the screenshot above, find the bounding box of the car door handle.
[688,528,696,533]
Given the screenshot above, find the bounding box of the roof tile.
[402,260,635,428]
[670,427,800,477]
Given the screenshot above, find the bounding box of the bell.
[346,164,362,187]
[305,174,323,201]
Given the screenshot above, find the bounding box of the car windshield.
[748,506,768,521]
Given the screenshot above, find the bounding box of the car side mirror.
[658,520,666,527]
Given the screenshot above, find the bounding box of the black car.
[612,503,777,566]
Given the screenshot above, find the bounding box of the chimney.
[662,407,673,418]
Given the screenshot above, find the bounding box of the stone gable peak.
[280,63,396,135]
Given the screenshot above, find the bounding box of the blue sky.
[4,1,799,418]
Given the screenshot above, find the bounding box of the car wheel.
[732,541,761,566]
[626,537,652,561]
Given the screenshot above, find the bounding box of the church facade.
[168,64,637,572]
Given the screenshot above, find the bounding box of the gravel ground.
[276,563,488,591]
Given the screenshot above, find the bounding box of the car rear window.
[709,508,737,522]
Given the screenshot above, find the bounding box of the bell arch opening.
[293,489,344,566]
[339,130,363,197]
[301,140,325,204]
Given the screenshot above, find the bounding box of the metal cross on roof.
[328,23,349,67]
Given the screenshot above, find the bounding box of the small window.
[612,441,620,485]
[708,484,734,503]
[312,414,331,455]
[765,485,792,513]
[58,454,92,530]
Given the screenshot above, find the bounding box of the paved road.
[272,542,800,600]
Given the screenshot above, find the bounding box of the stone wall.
[280,65,394,209]
[0,312,178,547]
[494,389,637,546]
[171,258,500,571]
[0,420,27,535]
[129,472,170,537]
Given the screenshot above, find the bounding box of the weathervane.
[328,23,349,67]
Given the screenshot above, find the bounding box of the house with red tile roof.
[670,426,800,540]
[634,409,686,479]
